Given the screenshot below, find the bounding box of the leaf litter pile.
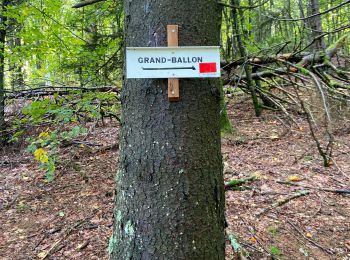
[1,94,349,259]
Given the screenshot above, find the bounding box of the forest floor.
[0,94,349,260]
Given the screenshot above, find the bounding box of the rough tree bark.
[0,0,10,142]
[109,0,225,259]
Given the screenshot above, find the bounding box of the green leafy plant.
[270,246,282,257]
[26,126,88,181]
[19,91,119,181]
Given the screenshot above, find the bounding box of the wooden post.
[167,25,180,102]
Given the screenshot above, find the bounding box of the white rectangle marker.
[126,46,220,79]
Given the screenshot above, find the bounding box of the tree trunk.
[223,8,232,60]
[298,0,306,20]
[109,1,225,259]
[231,0,261,116]
[9,27,24,91]
[0,0,9,142]
[307,0,325,51]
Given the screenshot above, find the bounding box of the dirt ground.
[1,95,349,260]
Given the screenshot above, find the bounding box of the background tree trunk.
[109,0,225,259]
[9,26,24,91]
[307,0,325,50]
[231,0,261,116]
[0,0,10,142]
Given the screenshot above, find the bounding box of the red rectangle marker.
[199,62,217,73]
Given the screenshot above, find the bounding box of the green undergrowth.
[9,91,120,181]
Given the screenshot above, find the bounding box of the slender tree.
[109,0,225,259]
[8,25,24,90]
[307,0,325,50]
[231,0,261,116]
[0,0,10,142]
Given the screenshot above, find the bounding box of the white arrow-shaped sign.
[126,46,221,79]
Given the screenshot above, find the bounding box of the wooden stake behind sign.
[167,25,180,102]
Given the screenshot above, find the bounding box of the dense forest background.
[1,0,349,90]
[1,0,123,89]
[1,0,349,150]
[1,0,349,172]
[0,0,350,259]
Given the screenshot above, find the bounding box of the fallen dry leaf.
[288,175,301,182]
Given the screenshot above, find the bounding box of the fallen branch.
[226,231,248,260]
[0,159,30,166]
[293,82,334,167]
[257,190,310,216]
[77,240,90,251]
[276,181,350,194]
[39,218,88,260]
[222,52,310,72]
[5,86,119,99]
[224,34,350,85]
[225,176,258,190]
[92,142,119,153]
[61,139,103,148]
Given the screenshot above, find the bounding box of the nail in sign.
[126,46,220,79]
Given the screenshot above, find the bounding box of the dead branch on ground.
[257,190,310,216]
[223,33,350,167]
[4,86,119,99]
[277,181,350,194]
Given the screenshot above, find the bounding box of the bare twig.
[276,181,350,194]
[330,158,350,180]
[40,218,88,259]
[218,0,269,10]
[240,218,271,256]
[287,220,333,255]
[4,194,18,209]
[264,0,350,21]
